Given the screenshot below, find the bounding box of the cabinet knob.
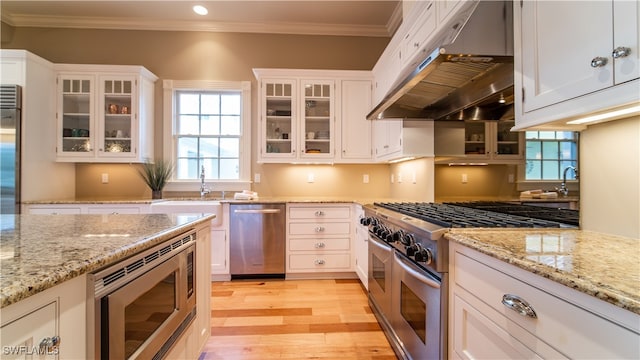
[314,226,325,232]
[314,210,325,217]
[39,336,61,353]
[612,46,631,59]
[590,56,608,68]
[501,294,537,319]
[314,242,326,248]
[314,259,326,265]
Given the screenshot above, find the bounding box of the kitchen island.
[0,213,214,359]
[446,228,640,359]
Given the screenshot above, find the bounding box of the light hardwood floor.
[199,279,397,359]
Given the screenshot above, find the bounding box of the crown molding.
[1,13,393,37]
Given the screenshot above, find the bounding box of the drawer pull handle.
[39,336,61,352]
[502,294,537,319]
[314,242,326,248]
[314,259,325,265]
[315,226,325,232]
[315,210,325,216]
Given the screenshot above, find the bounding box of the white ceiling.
[0,0,402,37]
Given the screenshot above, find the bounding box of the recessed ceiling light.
[193,5,208,16]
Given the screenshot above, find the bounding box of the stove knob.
[406,243,422,257]
[360,217,368,226]
[386,230,400,242]
[401,233,415,246]
[415,248,433,264]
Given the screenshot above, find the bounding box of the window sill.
[164,180,252,192]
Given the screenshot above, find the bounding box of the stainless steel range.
[362,202,577,360]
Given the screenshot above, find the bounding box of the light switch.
[461,173,468,183]
[412,172,417,184]
[101,173,109,184]
[307,173,315,183]
[363,174,369,183]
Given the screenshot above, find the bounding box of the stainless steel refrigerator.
[1,85,22,214]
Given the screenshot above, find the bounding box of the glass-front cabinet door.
[58,75,94,157]
[263,79,296,159]
[300,80,334,158]
[464,120,523,161]
[99,76,135,158]
[493,119,522,159]
[463,121,488,158]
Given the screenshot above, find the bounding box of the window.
[524,131,578,180]
[175,91,241,180]
[163,80,251,191]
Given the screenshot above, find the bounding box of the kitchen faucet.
[556,166,578,197]
[200,165,211,198]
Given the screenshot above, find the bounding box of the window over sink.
[163,80,251,191]
[524,131,578,180]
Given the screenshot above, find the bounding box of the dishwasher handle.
[233,209,282,214]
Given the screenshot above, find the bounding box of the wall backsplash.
[434,164,519,201]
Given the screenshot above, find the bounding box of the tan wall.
[580,116,640,239]
[388,158,436,202]
[2,25,393,199]
[434,164,519,201]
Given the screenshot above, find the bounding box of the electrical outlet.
[101,173,109,184]
[363,174,369,183]
[412,172,417,184]
[390,174,395,183]
[254,173,261,183]
[397,173,403,183]
[508,174,515,183]
[461,173,468,183]
[307,173,315,183]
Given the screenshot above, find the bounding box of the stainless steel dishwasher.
[229,203,286,278]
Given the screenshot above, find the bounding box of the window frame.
[518,131,579,190]
[162,80,251,192]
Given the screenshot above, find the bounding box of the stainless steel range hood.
[368,0,514,121]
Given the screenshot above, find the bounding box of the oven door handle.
[394,253,441,289]
[369,235,391,251]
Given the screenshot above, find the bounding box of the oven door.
[391,251,444,360]
[368,233,393,318]
[100,244,195,360]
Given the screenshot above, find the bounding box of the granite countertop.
[0,213,215,308]
[445,229,640,315]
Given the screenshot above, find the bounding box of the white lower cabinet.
[23,203,150,214]
[0,275,87,360]
[286,204,353,276]
[449,243,640,359]
[353,204,368,289]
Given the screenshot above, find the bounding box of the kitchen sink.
[150,200,222,226]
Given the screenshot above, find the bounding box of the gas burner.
[373,202,575,228]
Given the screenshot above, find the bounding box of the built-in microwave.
[89,230,197,360]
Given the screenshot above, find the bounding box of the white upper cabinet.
[514,0,639,129]
[55,64,157,162]
[254,69,373,164]
[340,80,373,162]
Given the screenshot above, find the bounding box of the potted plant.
[136,160,173,199]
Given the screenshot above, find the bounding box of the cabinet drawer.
[0,301,58,358]
[28,207,82,214]
[86,207,141,214]
[289,206,350,219]
[289,222,350,235]
[289,237,350,251]
[454,251,639,359]
[288,253,351,271]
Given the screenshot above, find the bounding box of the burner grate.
[374,202,567,228]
